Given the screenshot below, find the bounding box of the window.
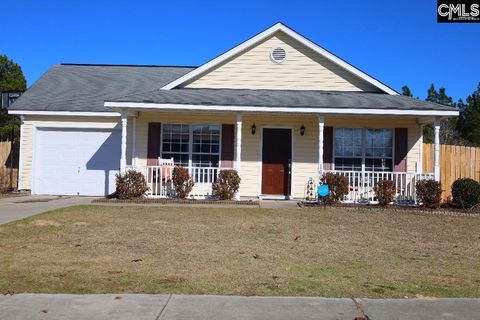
[365,129,393,171]
[161,124,190,166]
[192,125,220,167]
[334,128,393,172]
[334,128,363,171]
[161,124,220,168]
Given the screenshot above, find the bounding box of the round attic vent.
[270,46,287,64]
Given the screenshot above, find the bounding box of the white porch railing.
[124,165,219,198]
[322,170,435,204]
[189,166,220,198]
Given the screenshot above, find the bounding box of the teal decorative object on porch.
[317,184,329,197]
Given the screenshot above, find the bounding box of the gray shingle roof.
[11,64,454,113]
[9,64,195,112]
[109,88,454,111]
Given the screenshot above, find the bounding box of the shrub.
[374,179,395,206]
[172,167,194,199]
[320,172,349,205]
[416,179,442,208]
[451,178,480,209]
[115,170,149,200]
[212,169,241,200]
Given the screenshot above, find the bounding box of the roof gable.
[184,31,380,91]
[162,23,398,94]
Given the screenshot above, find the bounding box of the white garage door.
[33,128,121,196]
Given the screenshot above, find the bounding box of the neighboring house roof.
[9,64,195,112]
[107,88,454,112]
[161,22,398,95]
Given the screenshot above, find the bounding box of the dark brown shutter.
[323,126,333,170]
[221,124,234,168]
[394,128,408,172]
[147,122,161,166]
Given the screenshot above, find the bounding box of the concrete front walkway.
[0,294,479,320]
[0,196,96,225]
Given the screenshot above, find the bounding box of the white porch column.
[17,115,25,190]
[131,116,137,166]
[318,115,324,176]
[434,117,441,181]
[417,124,423,173]
[120,112,128,172]
[235,113,242,200]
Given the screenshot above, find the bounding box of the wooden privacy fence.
[423,143,480,200]
[0,141,18,192]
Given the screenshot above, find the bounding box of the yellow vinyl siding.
[133,112,317,199]
[19,114,422,199]
[185,32,380,92]
[19,120,33,190]
[133,113,421,199]
[239,114,318,198]
[238,116,421,198]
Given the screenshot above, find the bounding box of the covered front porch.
[114,109,442,204]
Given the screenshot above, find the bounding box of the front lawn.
[0,205,479,297]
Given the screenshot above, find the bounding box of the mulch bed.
[301,201,480,217]
[0,192,28,199]
[93,198,259,206]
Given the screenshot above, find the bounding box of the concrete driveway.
[0,294,479,320]
[0,195,96,225]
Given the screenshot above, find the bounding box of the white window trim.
[191,126,222,165]
[160,123,222,170]
[160,123,190,166]
[333,128,363,171]
[333,127,396,172]
[364,128,394,171]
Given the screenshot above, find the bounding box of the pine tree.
[458,83,480,145]
[0,55,27,140]
[401,85,412,97]
[422,84,463,145]
[0,55,26,91]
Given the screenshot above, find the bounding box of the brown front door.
[262,128,292,196]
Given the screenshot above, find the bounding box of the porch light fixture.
[251,123,256,135]
[300,124,306,136]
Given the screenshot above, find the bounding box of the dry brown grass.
[1,205,480,297]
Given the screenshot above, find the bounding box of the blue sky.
[1,0,479,101]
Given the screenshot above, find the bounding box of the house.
[9,23,458,201]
